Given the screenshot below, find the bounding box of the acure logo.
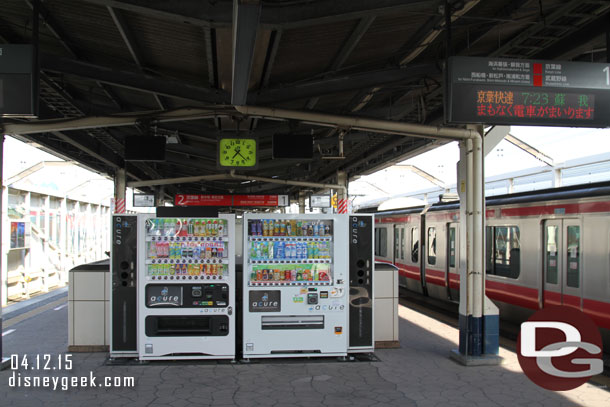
[517,305,603,391]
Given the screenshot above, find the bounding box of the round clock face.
[219,138,257,167]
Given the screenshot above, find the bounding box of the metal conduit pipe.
[128,171,347,192]
[128,174,227,188]
[227,170,347,193]
[2,107,234,135]
[234,105,477,141]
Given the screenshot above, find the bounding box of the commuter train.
[372,181,610,350]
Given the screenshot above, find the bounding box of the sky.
[350,126,610,208]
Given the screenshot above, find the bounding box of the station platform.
[1,295,608,407]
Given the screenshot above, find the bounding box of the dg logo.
[517,305,603,391]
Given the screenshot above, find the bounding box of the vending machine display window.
[144,217,230,282]
[246,218,334,286]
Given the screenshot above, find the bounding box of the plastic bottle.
[286,221,292,236]
[313,223,319,237]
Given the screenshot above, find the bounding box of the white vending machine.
[137,214,236,360]
[242,213,349,358]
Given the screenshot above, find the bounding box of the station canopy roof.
[2,0,609,200]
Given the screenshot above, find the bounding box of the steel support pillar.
[114,168,126,212]
[0,135,7,370]
[336,171,348,214]
[451,125,500,366]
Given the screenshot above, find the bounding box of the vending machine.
[137,214,236,360]
[242,214,349,358]
[110,214,139,358]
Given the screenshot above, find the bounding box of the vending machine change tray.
[145,315,229,336]
[261,315,324,330]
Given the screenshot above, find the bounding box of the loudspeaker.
[110,215,138,357]
[348,214,374,352]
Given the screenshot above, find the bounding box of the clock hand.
[231,147,241,159]
[237,151,247,160]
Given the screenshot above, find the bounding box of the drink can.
[256,220,262,236]
[256,269,262,280]
[250,221,257,236]
[274,269,280,281]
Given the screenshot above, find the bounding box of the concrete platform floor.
[1,294,609,407]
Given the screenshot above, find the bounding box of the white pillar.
[298,191,306,214]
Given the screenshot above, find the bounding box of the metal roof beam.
[107,6,167,109]
[232,0,261,106]
[534,11,610,60]
[306,16,375,110]
[82,0,428,29]
[40,54,230,104]
[251,64,439,104]
[505,133,555,167]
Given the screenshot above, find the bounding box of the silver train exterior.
[373,182,610,350]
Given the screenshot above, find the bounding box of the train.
[370,181,610,351]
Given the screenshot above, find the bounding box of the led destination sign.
[446,56,610,127]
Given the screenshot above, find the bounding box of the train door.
[543,219,582,310]
[446,223,459,302]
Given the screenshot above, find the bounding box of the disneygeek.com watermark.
[7,354,135,391]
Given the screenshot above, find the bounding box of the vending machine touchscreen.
[137,214,235,360]
[242,214,349,358]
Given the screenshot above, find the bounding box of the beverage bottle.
[186,220,192,235]
[280,220,285,236]
[268,240,274,259]
[207,220,212,237]
[218,219,225,236]
[213,220,218,236]
[274,221,280,236]
[286,221,292,236]
[268,220,274,236]
[313,223,319,236]
[262,220,268,236]
[325,224,331,236]
[218,244,224,258]
[211,245,217,258]
[250,220,257,236]
[313,242,319,259]
[307,223,313,236]
[250,243,257,260]
[176,220,182,237]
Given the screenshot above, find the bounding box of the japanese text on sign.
[475,90,594,120]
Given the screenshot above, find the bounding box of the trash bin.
[374,262,399,348]
[68,259,110,352]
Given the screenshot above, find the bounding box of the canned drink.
[262,270,268,280]
[256,269,262,280]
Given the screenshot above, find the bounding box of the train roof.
[369,181,610,217]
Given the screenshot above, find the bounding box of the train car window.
[378,228,387,257]
[427,227,436,265]
[486,226,520,279]
[394,228,400,260]
[545,226,559,284]
[566,226,580,288]
[448,227,456,268]
[411,227,419,263]
[400,228,405,260]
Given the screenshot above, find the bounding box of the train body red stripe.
[501,201,610,217]
[485,280,539,310]
[424,268,445,286]
[583,299,610,330]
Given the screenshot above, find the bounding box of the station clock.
[218,137,258,169]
